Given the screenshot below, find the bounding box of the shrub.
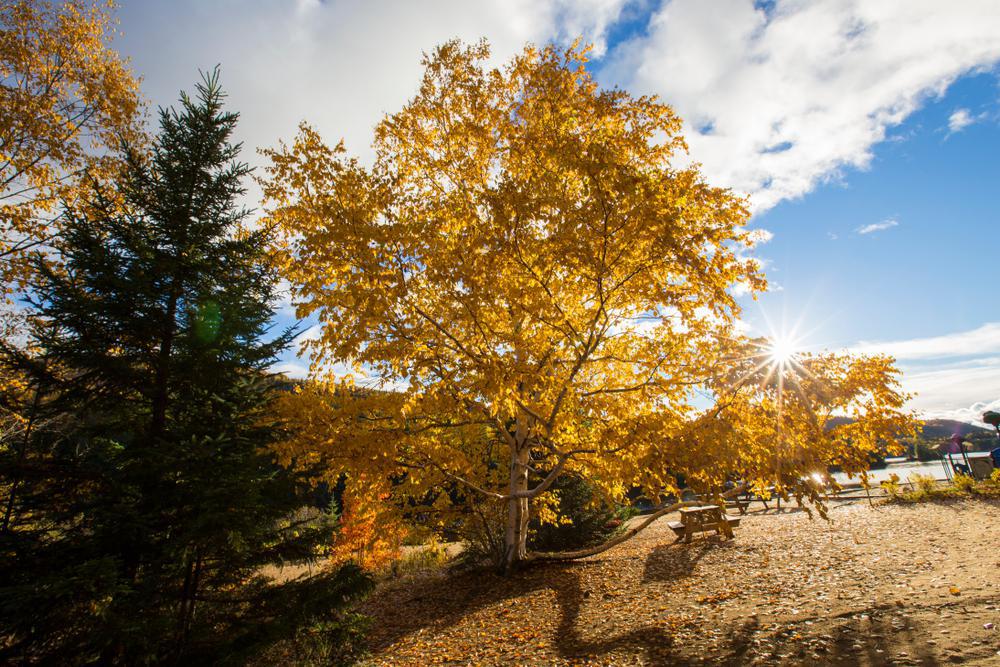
[975,469,1000,497]
[910,473,938,495]
[330,485,404,573]
[880,473,902,501]
[952,473,977,493]
[454,496,508,569]
[884,470,1000,504]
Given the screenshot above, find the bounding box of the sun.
[768,336,798,365]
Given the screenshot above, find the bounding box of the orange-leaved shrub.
[330,484,404,572]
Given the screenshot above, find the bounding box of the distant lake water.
[831,454,993,486]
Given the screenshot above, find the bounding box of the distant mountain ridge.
[917,419,993,439]
[826,416,991,437]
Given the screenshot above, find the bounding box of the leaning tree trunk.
[527,484,749,564]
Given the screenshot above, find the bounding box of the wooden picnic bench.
[726,495,749,514]
[681,489,749,515]
[668,505,740,542]
[737,487,781,511]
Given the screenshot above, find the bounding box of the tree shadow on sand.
[548,536,742,663]
[361,498,1000,664]
[733,605,945,666]
[531,567,679,664]
[361,539,750,664]
[642,534,736,584]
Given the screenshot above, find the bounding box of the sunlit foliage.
[329,482,405,572]
[0,0,140,302]
[264,41,916,571]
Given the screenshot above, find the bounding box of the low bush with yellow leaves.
[880,473,902,501]
[884,469,1000,504]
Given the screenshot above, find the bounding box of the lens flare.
[768,336,797,365]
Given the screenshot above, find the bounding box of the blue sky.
[113,0,1000,423]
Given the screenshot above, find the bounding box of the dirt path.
[360,499,1000,665]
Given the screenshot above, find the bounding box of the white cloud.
[948,108,975,133]
[117,0,629,186]
[921,397,1000,428]
[945,107,989,136]
[116,1,1000,216]
[903,360,1000,421]
[730,282,753,297]
[603,0,1000,211]
[271,361,310,379]
[856,217,899,235]
[746,228,774,245]
[292,323,323,348]
[851,322,1000,360]
[272,280,299,319]
[847,323,1000,422]
[547,0,631,57]
[116,1,1000,215]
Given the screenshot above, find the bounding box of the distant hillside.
[918,419,992,440]
[826,416,996,462]
[827,416,991,438]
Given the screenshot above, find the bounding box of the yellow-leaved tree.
[263,41,915,572]
[1,0,140,302]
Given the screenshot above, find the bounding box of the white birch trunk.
[503,445,530,573]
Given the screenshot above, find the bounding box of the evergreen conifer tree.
[0,71,371,664]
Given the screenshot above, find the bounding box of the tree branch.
[526,484,746,562]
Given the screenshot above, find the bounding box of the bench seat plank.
[668,515,740,536]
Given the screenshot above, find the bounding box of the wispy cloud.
[945,107,988,137]
[271,361,310,379]
[848,323,1000,423]
[948,108,975,133]
[852,322,1000,360]
[856,218,899,235]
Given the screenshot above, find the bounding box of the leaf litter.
[360,499,1000,665]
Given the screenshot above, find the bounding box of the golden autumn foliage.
[264,41,916,570]
[329,483,404,572]
[1,0,141,301]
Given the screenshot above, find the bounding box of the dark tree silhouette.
[0,71,371,664]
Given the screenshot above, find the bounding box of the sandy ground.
[359,498,1000,666]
